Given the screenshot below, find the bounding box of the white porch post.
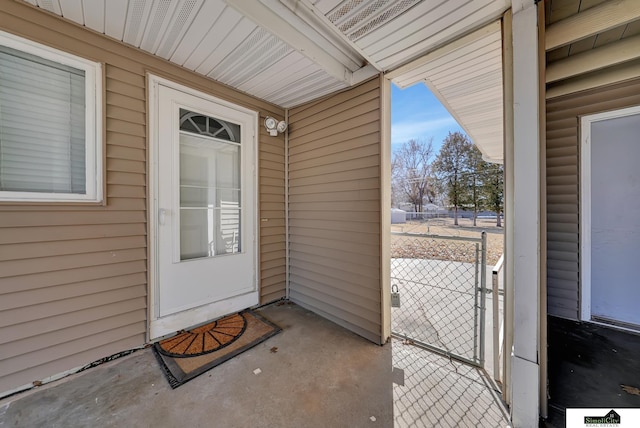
[380,73,392,344]
[509,0,541,426]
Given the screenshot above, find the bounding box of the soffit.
[313,0,510,71]
[544,0,640,98]
[389,21,504,163]
[19,0,509,110]
[546,0,640,63]
[20,0,350,108]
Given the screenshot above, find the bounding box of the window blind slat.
[1,129,74,147]
[0,45,86,194]
[0,63,81,99]
[0,87,82,113]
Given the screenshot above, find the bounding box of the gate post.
[479,231,487,366]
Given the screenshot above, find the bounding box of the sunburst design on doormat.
[157,313,247,358]
[153,310,281,388]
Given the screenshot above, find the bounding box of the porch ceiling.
[545,0,640,98]
[545,0,640,63]
[19,0,509,109]
[388,21,505,163]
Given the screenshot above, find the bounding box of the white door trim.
[147,73,259,340]
[579,104,640,322]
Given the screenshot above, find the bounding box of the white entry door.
[582,105,640,330]
[149,76,258,339]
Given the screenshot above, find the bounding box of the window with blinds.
[0,31,102,202]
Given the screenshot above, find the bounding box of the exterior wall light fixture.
[264,116,287,136]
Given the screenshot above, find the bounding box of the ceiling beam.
[273,0,383,72]
[545,0,640,51]
[226,0,363,85]
[547,58,640,99]
[546,34,640,83]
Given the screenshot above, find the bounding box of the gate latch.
[391,284,401,308]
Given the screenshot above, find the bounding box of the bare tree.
[391,152,403,208]
[391,139,435,214]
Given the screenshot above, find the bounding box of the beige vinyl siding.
[0,61,147,393]
[288,78,382,344]
[0,1,285,394]
[546,77,640,320]
[259,126,287,304]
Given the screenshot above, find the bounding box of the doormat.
[153,310,281,388]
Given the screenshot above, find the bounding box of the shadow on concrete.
[392,339,509,427]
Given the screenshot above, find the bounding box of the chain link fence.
[391,231,487,366]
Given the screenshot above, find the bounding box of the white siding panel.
[122,0,153,47]
[59,0,84,24]
[36,0,61,15]
[139,0,179,53]
[104,0,128,39]
[194,17,256,75]
[19,0,349,109]
[393,28,501,87]
[313,0,344,15]
[154,0,203,58]
[238,53,312,96]
[168,0,226,64]
[354,0,453,48]
[268,71,347,108]
[81,0,105,33]
[375,1,507,69]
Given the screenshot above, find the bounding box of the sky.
[391,82,466,155]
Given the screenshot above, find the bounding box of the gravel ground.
[390,217,504,265]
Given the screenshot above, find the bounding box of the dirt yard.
[391,217,504,265]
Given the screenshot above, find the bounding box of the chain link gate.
[390,231,487,367]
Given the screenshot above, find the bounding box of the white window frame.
[579,105,640,321]
[0,30,103,203]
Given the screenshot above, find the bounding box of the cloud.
[391,117,457,145]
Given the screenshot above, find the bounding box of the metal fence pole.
[493,266,500,384]
[479,231,487,366]
[473,241,479,364]
[492,255,504,386]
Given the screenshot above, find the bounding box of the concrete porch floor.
[0,303,510,428]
